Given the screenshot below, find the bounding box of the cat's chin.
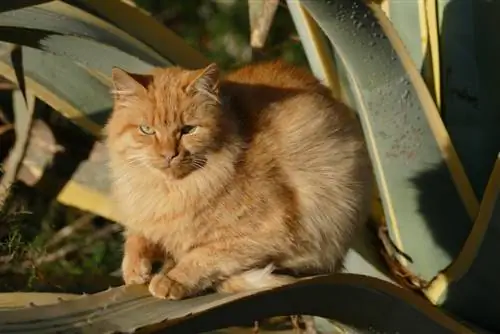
[156,164,198,181]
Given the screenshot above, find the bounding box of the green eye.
[180,125,197,135]
[139,124,155,135]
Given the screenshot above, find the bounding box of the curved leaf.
[0,274,475,333]
[298,0,476,285]
[0,3,168,66]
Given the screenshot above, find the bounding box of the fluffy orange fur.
[105,60,373,300]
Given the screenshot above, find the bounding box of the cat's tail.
[216,264,296,294]
[217,265,318,333]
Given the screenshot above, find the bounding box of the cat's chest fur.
[111,163,228,259]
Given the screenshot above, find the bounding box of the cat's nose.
[162,151,178,167]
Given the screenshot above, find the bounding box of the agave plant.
[0,0,498,333]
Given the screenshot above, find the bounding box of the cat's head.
[105,63,227,179]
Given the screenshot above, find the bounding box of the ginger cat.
[105,60,373,300]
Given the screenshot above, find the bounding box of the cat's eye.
[139,124,155,135]
[180,125,197,135]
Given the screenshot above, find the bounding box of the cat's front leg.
[148,240,264,299]
[122,231,165,285]
[148,258,182,298]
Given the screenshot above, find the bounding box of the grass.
[0,185,123,294]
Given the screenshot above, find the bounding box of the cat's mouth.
[153,152,208,177]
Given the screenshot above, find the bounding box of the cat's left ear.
[111,67,150,99]
[186,63,220,103]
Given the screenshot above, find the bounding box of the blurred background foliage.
[0,0,307,294]
[133,0,307,69]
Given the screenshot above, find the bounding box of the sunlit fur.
[105,60,373,299]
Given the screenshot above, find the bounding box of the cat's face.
[106,64,224,179]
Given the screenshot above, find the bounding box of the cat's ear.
[111,67,150,98]
[186,63,220,103]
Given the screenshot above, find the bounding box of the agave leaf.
[0,46,111,136]
[286,0,341,99]
[0,27,156,77]
[0,292,79,310]
[297,0,477,286]
[426,154,500,331]
[0,2,168,67]
[382,0,442,111]
[437,0,499,200]
[382,0,428,73]
[66,0,209,69]
[0,274,475,333]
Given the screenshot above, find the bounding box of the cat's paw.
[121,256,152,285]
[148,273,187,300]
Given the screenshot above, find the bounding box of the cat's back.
[222,60,367,167]
[223,60,321,90]
[222,60,372,268]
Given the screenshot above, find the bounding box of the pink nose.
[163,151,178,167]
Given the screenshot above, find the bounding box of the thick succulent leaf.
[0,292,79,309]
[65,0,209,69]
[0,29,155,74]
[426,154,500,332]
[0,274,475,334]
[0,2,168,66]
[437,0,499,199]
[381,0,500,329]
[382,0,431,74]
[286,0,342,100]
[387,0,499,201]
[0,46,111,136]
[297,0,476,284]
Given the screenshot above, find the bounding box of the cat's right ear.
[111,67,150,99]
[186,63,220,103]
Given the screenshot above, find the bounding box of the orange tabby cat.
[105,60,373,300]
